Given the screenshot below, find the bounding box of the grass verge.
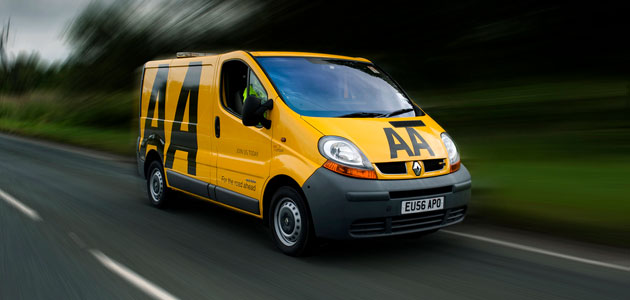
[464,155,630,247]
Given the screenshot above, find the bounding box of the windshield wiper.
[338,112,386,118]
[383,108,414,118]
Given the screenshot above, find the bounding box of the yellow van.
[137,51,471,255]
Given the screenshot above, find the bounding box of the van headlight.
[318,136,372,169]
[319,136,376,179]
[441,132,461,172]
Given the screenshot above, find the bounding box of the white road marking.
[90,250,180,300]
[442,230,630,272]
[68,232,87,249]
[0,188,42,221]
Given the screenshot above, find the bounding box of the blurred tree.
[65,0,266,91]
[0,52,50,95]
[64,0,630,91]
[0,19,9,71]
[0,20,57,95]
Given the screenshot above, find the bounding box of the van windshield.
[256,57,420,118]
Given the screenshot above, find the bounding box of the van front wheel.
[146,161,171,208]
[270,186,315,256]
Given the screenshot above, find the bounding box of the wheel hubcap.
[274,198,301,247]
[149,169,163,202]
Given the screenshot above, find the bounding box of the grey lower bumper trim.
[302,164,472,240]
[346,191,389,202]
[454,180,472,192]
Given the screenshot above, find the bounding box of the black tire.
[269,186,316,256]
[146,160,171,208]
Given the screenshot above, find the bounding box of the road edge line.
[442,230,630,272]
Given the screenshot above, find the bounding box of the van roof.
[249,51,371,63]
[144,51,371,68]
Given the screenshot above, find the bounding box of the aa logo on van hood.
[383,127,435,159]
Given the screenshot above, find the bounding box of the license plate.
[401,197,444,214]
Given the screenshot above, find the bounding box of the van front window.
[257,57,421,118]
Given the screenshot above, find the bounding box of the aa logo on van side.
[142,62,202,176]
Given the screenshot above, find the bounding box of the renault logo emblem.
[412,161,422,176]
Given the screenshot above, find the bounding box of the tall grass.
[0,92,137,154]
[0,92,136,128]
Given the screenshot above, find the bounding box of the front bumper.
[302,164,471,240]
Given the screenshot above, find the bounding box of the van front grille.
[446,207,466,223]
[349,206,467,237]
[375,159,446,175]
[349,218,387,235]
[423,159,446,172]
[391,211,445,232]
[376,162,406,174]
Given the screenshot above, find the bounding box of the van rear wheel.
[147,161,171,208]
[270,186,315,256]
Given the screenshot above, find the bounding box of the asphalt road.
[1,133,628,300]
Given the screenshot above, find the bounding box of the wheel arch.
[144,150,163,179]
[262,175,308,226]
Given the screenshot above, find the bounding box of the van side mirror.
[242,96,273,129]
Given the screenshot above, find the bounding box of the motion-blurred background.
[1,0,628,247]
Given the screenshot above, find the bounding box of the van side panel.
[213,52,273,214]
[267,98,325,187]
[163,64,196,176]
[139,57,218,190]
[139,65,169,162]
[197,59,219,186]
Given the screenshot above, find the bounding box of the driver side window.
[245,69,267,102]
[221,60,267,117]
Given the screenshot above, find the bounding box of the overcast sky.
[0,0,94,62]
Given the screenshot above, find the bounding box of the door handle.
[214,116,220,138]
